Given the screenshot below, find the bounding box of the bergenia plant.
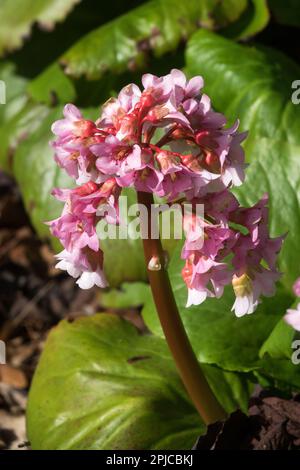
[48,69,284,425]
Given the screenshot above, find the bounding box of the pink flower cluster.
[49,69,283,316]
[182,192,283,316]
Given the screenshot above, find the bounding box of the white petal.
[186,288,207,308]
[76,272,95,289]
[232,294,258,317]
[55,259,81,278]
[232,296,249,317]
[77,270,108,290]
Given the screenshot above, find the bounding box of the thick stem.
[137,191,227,425]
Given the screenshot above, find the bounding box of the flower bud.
[232,273,252,298]
[148,256,162,271]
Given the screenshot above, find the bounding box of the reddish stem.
[155,125,177,148]
[137,191,227,425]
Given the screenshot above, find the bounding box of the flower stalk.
[137,190,227,425]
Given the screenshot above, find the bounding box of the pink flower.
[141,70,191,128]
[49,211,99,252]
[231,268,280,317]
[293,278,300,297]
[181,215,234,308]
[182,94,226,133]
[231,195,284,271]
[169,69,204,105]
[48,179,120,257]
[52,104,97,139]
[131,168,164,193]
[221,130,247,187]
[284,303,300,331]
[182,219,234,259]
[152,149,194,198]
[231,273,257,316]
[55,247,108,289]
[181,191,282,314]
[194,190,239,223]
[51,104,107,184]
[141,72,173,105]
[182,255,232,307]
[98,84,141,132]
[92,136,143,176]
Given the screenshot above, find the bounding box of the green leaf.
[60,0,250,80]
[142,245,293,372]
[268,0,300,27]
[201,364,253,414]
[100,187,147,286]
[255,354,300,392]
[0,62,50,173]
[0,62,27,123]
[259,317,296,360]
[27,63,76,105]
[186,30,300,290]
[0,0,81,56]
[257,304,300,391]
[101,282,150,309]
[27,313,253,449]
[0,60,77,172]
[27,314,199,450]
[221,0,269,39]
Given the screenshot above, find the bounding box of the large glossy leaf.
[100,188,147,286]
[142,245,293,372]
[27,313,252,449]
[0,62,48,173]
[186,30,300,290]
[100,282,150,310]
[257,305,300,391]
[221,0,269,39]
[27,63,76,105]
[259,317,296,361]
[0,61,76,173]
[59,0,257,80]
[0,62,27,123]
[0,0,81,56]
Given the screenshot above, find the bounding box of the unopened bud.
[148,256,162,271]
[195,130,210,145]
[73,119,96,138]
[203,150,220,172]
[232,273,252,297]
[75,181,98,196]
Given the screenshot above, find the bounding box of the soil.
[194,393,300,450]
[0,171,299,451]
